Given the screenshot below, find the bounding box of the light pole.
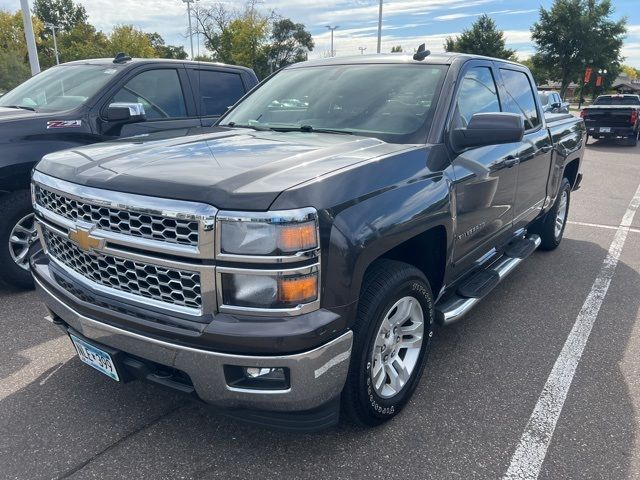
[19,0,40,75]
[358,46,367,55]
[326,25,338,57]
[377,0,383,53]
[44,22,60,65]
[182,0,198,59]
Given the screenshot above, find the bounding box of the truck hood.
[0,106,40,120]
[35,128,412,210]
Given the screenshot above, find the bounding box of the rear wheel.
[0,191,36,289]
[342,260,434,426]
[531,177,571,251]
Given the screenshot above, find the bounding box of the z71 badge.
[47,120,82,129]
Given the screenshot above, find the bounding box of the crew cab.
[30,52,584,431]
[0,55,258,288]
[581,94,640,146]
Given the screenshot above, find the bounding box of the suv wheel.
[0,190,36,289]
[342,260,434,426]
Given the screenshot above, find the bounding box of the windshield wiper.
[271,125,354,135]
[221,122,272,131]
[2,105,36,111]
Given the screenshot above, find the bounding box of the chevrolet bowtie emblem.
[68,226,102,252]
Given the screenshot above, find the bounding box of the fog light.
[244,367,286,380]
[224,365,290,390]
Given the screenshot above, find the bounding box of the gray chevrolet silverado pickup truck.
[30,51,585,431]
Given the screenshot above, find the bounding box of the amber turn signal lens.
[277,222,317,252]
[278,274,318,304]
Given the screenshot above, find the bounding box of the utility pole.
[19,0,40,75]
[326,25,339,57]
[44,23,60,65]
[376,0,383,54]
[182,0,197,59]
[358,46,367,55]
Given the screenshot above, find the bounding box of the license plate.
[599,127,611,133]
[70,334,120,381]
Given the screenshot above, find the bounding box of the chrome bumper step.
[435,234,541,325]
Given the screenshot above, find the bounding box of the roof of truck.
[60,57,255,74]
[289,52,525,68]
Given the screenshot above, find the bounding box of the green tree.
[0,50,31,92]
[0,10,44,56]
[146,32,188,59]
[266,18,313,71]
[521,54,553,86]
[444,14,516,60]
[108,25,156,58]
[195,2,314,79]
[55,23,110,63]
[33,0,87,32]
[531,0,626,97]
[391,45,403,53]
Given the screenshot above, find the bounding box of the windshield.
[0,64,121,112]
[593,96,640,106]
[220,64,447,143]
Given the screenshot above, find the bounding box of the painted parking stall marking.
[503,182,640,480]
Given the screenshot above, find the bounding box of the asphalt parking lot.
[2,140,640,480]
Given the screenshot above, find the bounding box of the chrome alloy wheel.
[370,296,425,399]
[9,213,37,271]
[554,190,569,240]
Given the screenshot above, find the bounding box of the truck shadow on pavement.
[1,238,638,480]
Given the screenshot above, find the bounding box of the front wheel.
[0,191,37,289]
[342,260,434,426]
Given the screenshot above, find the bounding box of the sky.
[2,0,639,68]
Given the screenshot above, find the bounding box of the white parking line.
[568,220,640,234]
[503,182,640,480]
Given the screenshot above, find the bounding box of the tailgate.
[584,108,634,127]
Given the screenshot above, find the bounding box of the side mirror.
[451,113,524,151]
[106,102,146,123]
[551,102,562,109]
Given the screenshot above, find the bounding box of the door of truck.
[497,67,553,229]
[96,64,201,138]
[448,61,519,273]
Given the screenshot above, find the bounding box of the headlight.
[217,208,319,258]
[219,267,319,310]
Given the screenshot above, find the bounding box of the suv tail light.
[630,109,638,125]
[580,109,587,119]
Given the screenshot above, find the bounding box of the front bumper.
[35,268,353,416]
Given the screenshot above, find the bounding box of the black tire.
[342,259,435,426]
[0,190,35,289]
[628,133,638,147]
[532,177,571,251]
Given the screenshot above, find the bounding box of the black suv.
[0,55,258,288]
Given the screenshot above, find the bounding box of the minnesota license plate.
[70,334,120,381]
[599,127,611,133]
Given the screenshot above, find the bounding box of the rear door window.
[112,69,187,120]
[500,69,540,129]
[196,70,246,116]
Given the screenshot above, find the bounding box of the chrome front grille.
[44,229,202,309]
[34,185,199,247]
[32,171,217,318]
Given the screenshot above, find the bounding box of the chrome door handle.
[504,156,520,168]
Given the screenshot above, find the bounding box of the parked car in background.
[538,90,570,114]
[31,52,584,430]
[0,54,258,288]
[581,94,640,146]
